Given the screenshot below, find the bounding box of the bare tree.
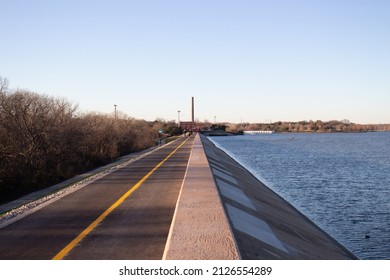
[0,85,158,204]
[0,76,9,95]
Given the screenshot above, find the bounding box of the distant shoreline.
[206,120,390,135]
[202,129,390,137]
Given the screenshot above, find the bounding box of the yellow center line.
[52,137,191,260]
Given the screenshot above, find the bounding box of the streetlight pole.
[114,104,117,121]
[177,110,181,127]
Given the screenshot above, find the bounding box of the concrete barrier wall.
[163,134,240,260]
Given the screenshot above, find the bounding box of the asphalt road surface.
[0,136,194,260]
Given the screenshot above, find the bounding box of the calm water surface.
[210,132,390,259]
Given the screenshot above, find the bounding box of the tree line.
[225,120,390,134]
[0,77,158,204]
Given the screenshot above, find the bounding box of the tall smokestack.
[191,97,194,123]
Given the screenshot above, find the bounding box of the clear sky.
[1,0,389,124]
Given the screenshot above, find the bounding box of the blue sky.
[1,0,389,124]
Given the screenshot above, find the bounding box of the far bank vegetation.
[226,120,390,134]
[0,77,159,204]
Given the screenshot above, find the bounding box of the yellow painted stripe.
[52,137,190,260]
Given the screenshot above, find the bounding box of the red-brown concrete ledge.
[163,133,240,260]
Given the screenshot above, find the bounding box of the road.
[0,136,194,260]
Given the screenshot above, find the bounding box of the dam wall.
[164,133,357,260]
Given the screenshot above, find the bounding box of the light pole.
[177,110,181,127]
[114,104,117,121]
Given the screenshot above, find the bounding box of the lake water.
[210,132,390,260]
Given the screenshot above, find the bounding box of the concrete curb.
[163,134,240,260]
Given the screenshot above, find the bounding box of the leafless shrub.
[0,80,157,203]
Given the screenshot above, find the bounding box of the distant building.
[243,130,274,135]
[180,121,201,132]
